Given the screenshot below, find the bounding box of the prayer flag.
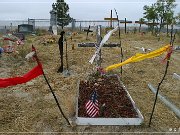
[105,45,171,71]
[0,64,43,88]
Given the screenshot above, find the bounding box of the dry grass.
[0,30,179,134]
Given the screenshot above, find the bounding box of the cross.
[83,25,93,40]
[135,21,146,24]
[146,22,159,26]
[104,10,118,28]
[120,18,132,33]
[96,25,102,67]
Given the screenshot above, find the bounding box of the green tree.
[143,4,158,33]
[52,0,72,29]
[156,0,176,32]
[143,0,176,34]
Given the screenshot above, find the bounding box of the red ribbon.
[0,64,43,88]
[162,46,173,63]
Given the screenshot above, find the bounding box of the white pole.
[148,84,180,118]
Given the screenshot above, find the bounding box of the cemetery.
[0,0,180,134]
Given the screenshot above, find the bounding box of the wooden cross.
[135,21,146,24]
[146,22,159,26]
[83,25,93,40]
[96,25,102,67]
[104,10,118,28]
[135,21,146,33]
[120,18,132,34]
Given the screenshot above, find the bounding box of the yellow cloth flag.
[105,45,171,71]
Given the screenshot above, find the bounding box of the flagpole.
[148,27,176,127]
[32,45,71,126]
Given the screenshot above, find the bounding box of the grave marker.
[120,18,132,34]
[104,10,118,28]
[95,25,102,67]
[83,25,93,40]
[18,24,33,34]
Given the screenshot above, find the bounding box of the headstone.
[18,24,33,33]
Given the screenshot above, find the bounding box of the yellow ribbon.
[105,44,171,71]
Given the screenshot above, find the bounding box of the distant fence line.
[0,19,179,32]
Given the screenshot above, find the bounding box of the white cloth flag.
[89,26,118,64]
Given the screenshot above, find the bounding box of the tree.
[143,0,176,34]
[156,0,176,32]
[143,4,158,34]
[52,0,72,29]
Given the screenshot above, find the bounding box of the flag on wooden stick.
[85,90,99,117]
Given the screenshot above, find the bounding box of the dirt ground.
[0,30,180,134]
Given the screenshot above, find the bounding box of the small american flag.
[85,90,99,117]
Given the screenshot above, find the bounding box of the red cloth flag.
[0,64,43,88]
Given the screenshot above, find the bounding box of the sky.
[0,0,179,21]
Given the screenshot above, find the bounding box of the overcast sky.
[0,0,179,21]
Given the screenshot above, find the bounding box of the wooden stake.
[148,27,176,127]
[125,18,127,34]
[65,39,69,71]
[114,9,123,75]
[32,45,71,126]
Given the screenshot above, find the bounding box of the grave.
[18,24,34,34]
[79,25,120,47]
[76,75,144,125]
[76,25,143,125]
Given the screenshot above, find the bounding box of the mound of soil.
[78,75,139,118]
